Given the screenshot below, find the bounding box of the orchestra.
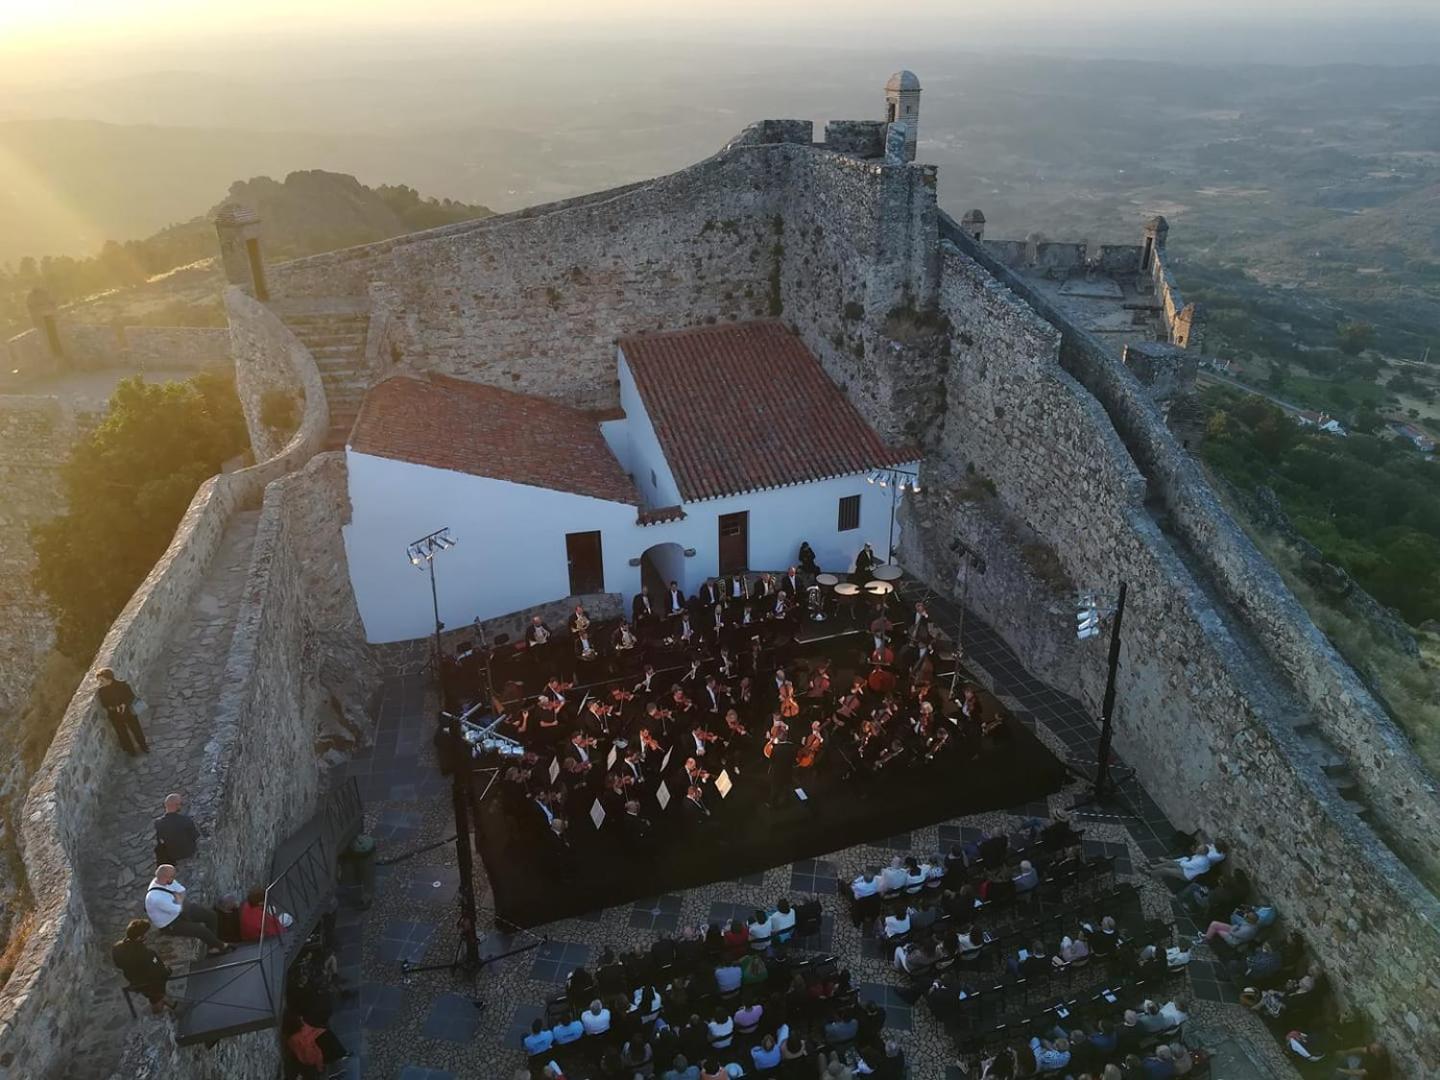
[436,545,1009,857]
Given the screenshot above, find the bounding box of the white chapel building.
[343,320,918,643]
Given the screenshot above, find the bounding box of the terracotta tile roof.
[636,505,687,526]
[619,320,915,502]
[350,374,639,505]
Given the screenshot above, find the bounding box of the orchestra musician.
[779,566,803,598]
[688,722,718,760]
[778,681,801,721]
[717,646,738,681]
[634,665,658,697]
[568,604,591,636]
[583,698,613,738]
[702,676,727,715]
[795,719,824,769]
[573,625,599,664]
[708,601,727,644]
[664,580,686,617]
[632,586,656,628]
[540,675,571,716]
[726,573,750,611]
[525,614,553,667]
[613,620,639,654]
[908,600,931,644]
[764,712,796,805]
[798,540,819,576]
[867,640,897,695]
[854,542,878,581]
[676,611,697,647]
[721,708,750,773]
[696,578,722,610]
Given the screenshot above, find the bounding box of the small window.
[650,468,657,489]
[837,494,861,532]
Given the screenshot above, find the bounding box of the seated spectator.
[1169,1042,1196,1076]
[747,909,774,949]
[714,959,742,994]
[1142,1045,1177,1079]
[1089,1018,1118,1057]
[1089,915,1120,956]
[597,949,627,994]
[980,868,1015,904]
[1241,985,1287,1022]
[662,1057,700,1080]
[750,1032,782,1071]
[580,999,611,1036]
[1029,1035,1071,1073]
[552,1012,584,1045]
[879,856,908,895]
[523,1018,555,1055]
[1148,838,1227,883]
[943,887,980,920]
[824,1009,859,1044]
[1011,938,1051,978]
[239,885,290,942]
[1136,1000,1173,1035]
[738,952,768,985]
[922,855,945,890]
[770,898,797,941]
[706,1007,734,1048]
[780,1033,810,1068]
[850,872,880,900]
[1159,998,1190,1028]
[1285,1030,1324,1063]
[954,923,983,955]
[1196,908,1261,948]
[1116,1011,1143,1054]
[143,865,231,955]
[893,941,933,975]
[903,857,926,894]
[909,898,938,931]
[675,927,705,970]
[733,997,763,1035]
[1059,930,1090,964]
[631,982,663,1022]
[1242,941,1284,983]
[1333,1041,1391,1079]
[1012,860,1040,893]
[721,920,749,960]
[110,919,172,1016]
[651,930,678,969]
[880,908,911,939]
[865,1037,906,1080]
[698,1059,727,1080]
[620,1037,653,1075]
[978,830,1008,867]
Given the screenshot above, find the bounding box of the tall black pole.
[887,487,898,564]
[1093,581,1127,801]
[428,557,443,671]
[447,707,482,966]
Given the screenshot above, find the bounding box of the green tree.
[31,374,249,659]
[1337,321,1376,356]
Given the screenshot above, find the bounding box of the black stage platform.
[470,631,1068,927]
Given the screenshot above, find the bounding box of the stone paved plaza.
[326,589,1307,1080]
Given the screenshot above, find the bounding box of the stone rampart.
[823,120,886,158]
[902,232,1440,1074]
[944,217,1440,886]
[5,324,229,377]
[0,299,328,1080]
[228,287,330,464]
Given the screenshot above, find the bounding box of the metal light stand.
[1070,581,1137,818]
[868,468,922,564]
[947,542,986,697]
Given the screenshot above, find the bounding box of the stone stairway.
[71,509,262,1079]
[281,310,371,451]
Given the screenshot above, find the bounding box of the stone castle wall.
[0,299,330,1080]
[6,323,229,379]
[894,236,1440,1074]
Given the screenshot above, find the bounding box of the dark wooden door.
[566,531,604,595]
[717,511,749,575]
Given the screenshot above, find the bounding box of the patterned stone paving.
[70,510,261,1079]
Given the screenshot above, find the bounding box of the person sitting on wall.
[239,884,293,941]
[144,865,233,955]
[1146,837,1228,883]
[96,667,149,755]
[111,919,174,1015]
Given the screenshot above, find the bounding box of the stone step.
[283,312,369,326]
[316,357,363,373]
[308,342,366,357]
[297,333,368,348]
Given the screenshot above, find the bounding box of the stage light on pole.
[871,467,922,565]
[1072,581,1128,810]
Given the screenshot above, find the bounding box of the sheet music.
[589,798,606,830]
[656,782,671,810]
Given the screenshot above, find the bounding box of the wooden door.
[717,511,749,575]
[566,531,604,595]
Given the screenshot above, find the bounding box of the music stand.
[548,756,561,785]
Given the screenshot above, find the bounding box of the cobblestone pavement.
[336,662,1301,1080]
[70,510,261,1080]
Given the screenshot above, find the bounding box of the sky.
[4,0,1438,49]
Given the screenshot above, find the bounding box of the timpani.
[871,564,903,582]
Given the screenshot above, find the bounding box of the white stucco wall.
[345,449,918,643]
[612,350,683,508]
[344,451,641,643]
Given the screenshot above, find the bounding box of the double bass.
[866,645,897,694]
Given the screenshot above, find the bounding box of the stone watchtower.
[884,70,922,163]
[214,202,269,301]
[1141,214,1169,274]
[960,209,986,243]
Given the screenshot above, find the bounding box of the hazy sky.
[5,0,1438,48]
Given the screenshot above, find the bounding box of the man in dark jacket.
[111,919,171,1014]
[96,668,149,754]
[154,793,200,864]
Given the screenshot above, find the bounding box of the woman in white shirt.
[881,909,911,939]
[769,899,797,941]
[747,910,773,950]
[706,1007,735,1049]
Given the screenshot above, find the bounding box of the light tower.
[884,70,922,163]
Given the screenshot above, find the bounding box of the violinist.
[721,708,751,774]
[620,745,647,786]
[540,676,571,717]
[584,699,613,738]
[670,685,696,719]
[566,730,598,771]
[732,676,757,720]
[682,756,710,789]
[924,718,953,762]
[644,701,673,738]
[688,722,717,760]
[608,685,635,726]
[634,665,658,698]
[702,676,727,715]
[716,646,738,681]
[637,725,666,770]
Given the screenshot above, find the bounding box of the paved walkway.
[70,509,260,1079]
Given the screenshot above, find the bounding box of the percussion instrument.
[806,584,826,621]
[815,573,840,587]
[872,565,903,582]
[865,581,895,596]
[834,583,860,596]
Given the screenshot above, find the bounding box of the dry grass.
[0,908,36,989]
[18,650,86,774]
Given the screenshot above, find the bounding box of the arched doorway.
[640,541,686,601]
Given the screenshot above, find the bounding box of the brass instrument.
[572,610,591,633]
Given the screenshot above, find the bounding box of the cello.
[795,723,824,768]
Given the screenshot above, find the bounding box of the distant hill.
[0,170,492,338]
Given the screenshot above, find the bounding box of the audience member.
[153,793,199,864]
[110,919,172,1015]
[143,865,230,955]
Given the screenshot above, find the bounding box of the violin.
[639,730,664,754]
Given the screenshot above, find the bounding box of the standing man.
[153,793,200,865]
[144,865,232,956]
[854,542,878,582]
[96,668,149,755]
